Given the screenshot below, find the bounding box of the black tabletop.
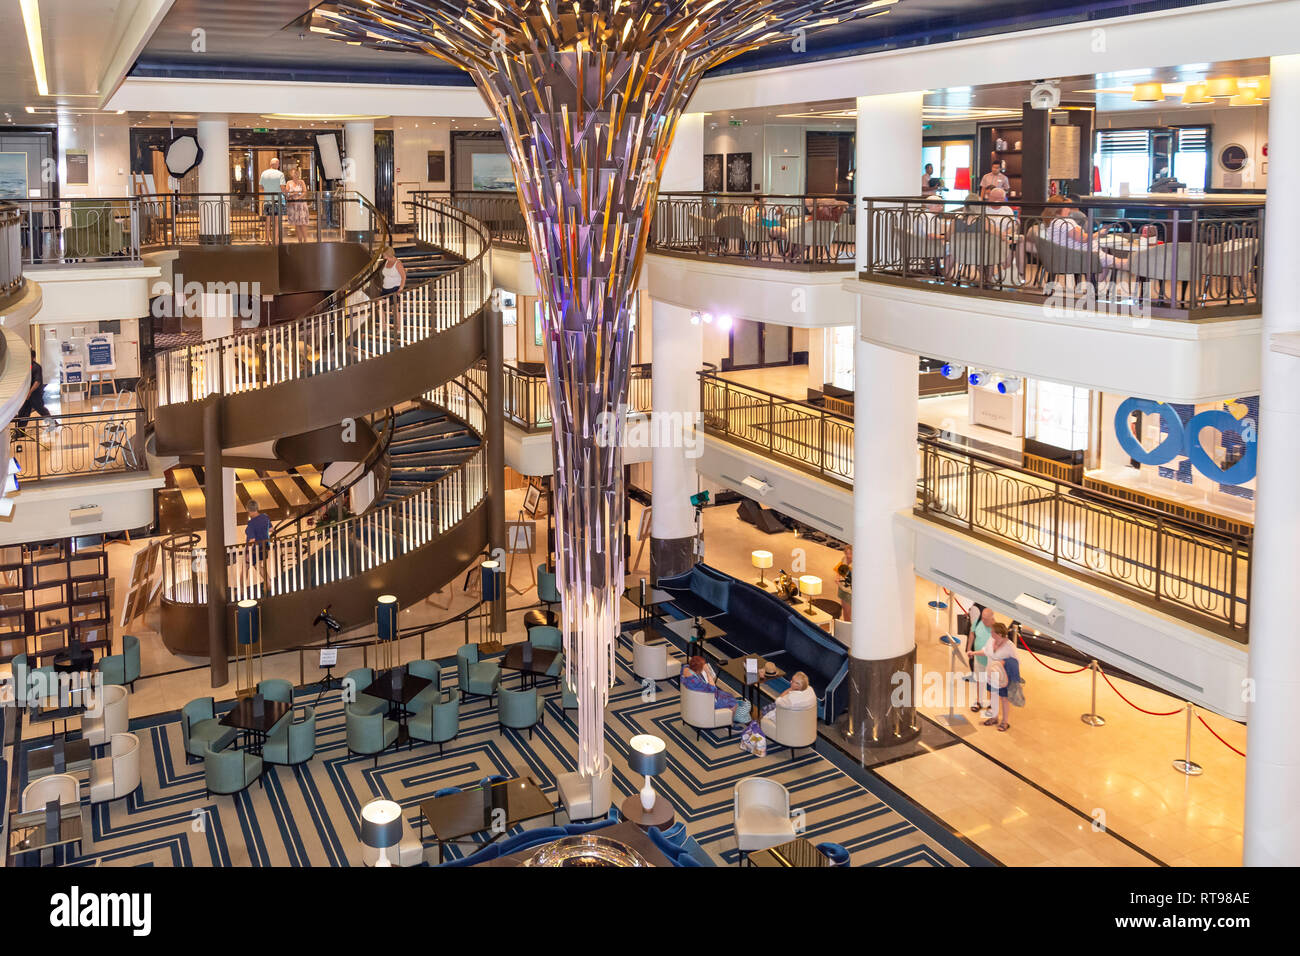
[748,837,832,867]
[501,643,560,677]
[420,776,554,843]
[365,668,433,707]
[219,698,291,734]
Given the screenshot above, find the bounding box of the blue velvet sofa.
[657,563,850,721]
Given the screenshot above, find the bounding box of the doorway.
[727,319,792,370]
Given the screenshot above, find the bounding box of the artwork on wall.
[726,152,752,192]
[427,150,446,182]
[703,153,723,192]
[0,153,29,199]
[471,151,514,191]
[1114,396,1258,488]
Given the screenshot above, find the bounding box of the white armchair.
[22,772,79,812]
[90,732,141,804]
[83,683,129,748]
[761,704,817,760]
[681,683,733,740]
[361,817,425,866]
[632,632,678,683]
[734,776,797,857]
[557,753,614,822]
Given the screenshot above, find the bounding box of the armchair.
[263,706,317,766]
[181,696,236,765]
[89,732,141,804]
[98,635,141,691]
[456,644,501,702]
[556,755,614,823]
[11,653,55,709]
[409,690,459,755]
[256,679,294,706]
[632,631,678,683]
[345,704,398,766]
[537,563,561,616]
[526,625,564,679]
[760,703,818,760]
[342,667,387,715]
[733,777,796,856]
[406,659,443,711]
[498,686,544,738]
[203,743,263,796]
[82,683,129,747]
[22,772,79,812]
[561,671,578,710]
[681,683,734,740]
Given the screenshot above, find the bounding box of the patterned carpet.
[18,632,970,867]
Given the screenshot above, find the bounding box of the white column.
[344,120,376,235]
[198,291,238,542]
[649,298,703,580]
[196,115,230,240]
[844,92,923,744]
[1244,54,1300,867]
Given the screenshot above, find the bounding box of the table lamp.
[360,798,403,867]
[628,733,667,812]
[798,575,822,616]
[751,550,773,588]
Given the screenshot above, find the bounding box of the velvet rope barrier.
[1098,668,1184,716]
[1197,714,1246,757]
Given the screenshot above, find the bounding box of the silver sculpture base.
[520,834,651,867]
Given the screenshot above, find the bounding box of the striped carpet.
[20,632,968,867]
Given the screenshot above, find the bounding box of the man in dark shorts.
[245,500,272,586]
[16,349,51,424]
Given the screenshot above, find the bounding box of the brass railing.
[860,195,1264,318]
[495,361,651,431]
[413,190,527,247]
[0,202,22,301]
[653,193,856,268]
[9,406,148,482]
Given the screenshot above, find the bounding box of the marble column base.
[838,647,920,750]
[649,536,694,585]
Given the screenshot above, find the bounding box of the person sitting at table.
[1044,197,1119,272]
[761,671,816,718]
[985,187,1017,226]
[681,655,739,714]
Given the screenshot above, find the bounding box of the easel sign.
[505,515,536,594]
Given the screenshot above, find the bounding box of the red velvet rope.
[1098,669,1184,716]
[1197,714,1246,757]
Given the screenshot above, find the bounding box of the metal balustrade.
[861,195,1264,318]
[698,369,1251,637]
[0,202,22,301]
[653,193,856,267]
[9,406,147,481]
[496,361,651,431]
[161,375,487,606]
[414,191,527,247]
[153,195,489,407]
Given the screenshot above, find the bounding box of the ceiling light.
[19,0,48,97]
[1131,82,1165,102]
[1229,87,1260,107]
[1205,77,1239,98]
[1254,77,1271,100]
[1181,83,1213,105]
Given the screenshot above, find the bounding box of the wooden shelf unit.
[0,536,112,664]
[977,123,1024,200]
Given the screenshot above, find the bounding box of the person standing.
[835,545,853,623]
[283,166,310,243]
[921,162,943,197]
[244,500,272,589]
[379,246,407,296]
[979,160,1010,199]
[967,605,996,714]
[259,157,286,243]
[982,623,1021,731]
[16,349,51,425]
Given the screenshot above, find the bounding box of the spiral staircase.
[149,194,499,658]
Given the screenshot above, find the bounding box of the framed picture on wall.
[427,150,446,182]
[726,152,752,192]
[0,153,29,199]
[471,152,514,191]
[703,153,723,192]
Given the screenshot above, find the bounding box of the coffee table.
[619,794,676,832]
[812,598,842,621]
[9,803,84,862]
[747,836,831,867]
[501,642,560,689]
[219,697,291,755]
[28,737,92,779]
[419,776,556,862]
[365,667,434,746]
[720,656,785,712]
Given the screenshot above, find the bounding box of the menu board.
[1049,124,1082,180]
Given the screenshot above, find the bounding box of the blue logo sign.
[1114,398,1256,485]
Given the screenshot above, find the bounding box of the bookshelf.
[0,536,112,664]
[977,123,1024,199]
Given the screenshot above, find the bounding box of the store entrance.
[727,319,792,370]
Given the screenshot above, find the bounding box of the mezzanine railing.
[8,406,147,482]
[653,193,856,267]
[860,196,1264,318]
[487,360,651,431]
[0,202,23,301]
[698,369,1251,637]
[414,190,527,247]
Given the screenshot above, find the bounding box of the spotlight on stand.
[996,376,1022,395]
[313,605,342,636]
[940,363,965,381]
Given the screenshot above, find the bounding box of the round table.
[619,793,676,832]
[523,609,559,629]
[812,597,842,620]
[52,647,94,674]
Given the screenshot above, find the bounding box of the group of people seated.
[679,655,815,722]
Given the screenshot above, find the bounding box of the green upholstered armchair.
[342,667,387,715]
[456,645,501,702]
[263,705,317,766]
[409,689,460,755]
[203,743,263,796]
[527,625,565,678]
[98,635,141,691]
[64,200,128,260]
[10,653,55,709]
[345,703,398,765]
[498,686,544,738]
[182,697,236,765]
[537,563,561,610]
[561,671,578,711]
[256,679,294,706]
[406,659,442,711]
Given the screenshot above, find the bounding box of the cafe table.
[419,775,556,863]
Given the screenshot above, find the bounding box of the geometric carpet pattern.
[19,632,967,867]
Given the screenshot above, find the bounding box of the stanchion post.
[1081,659,1106,727]
[1173,701,1204,776]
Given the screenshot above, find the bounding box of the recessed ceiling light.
[19,0,48,97]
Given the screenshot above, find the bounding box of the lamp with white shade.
[751,550,773,588]
[798,575,822,617]
[360,798,403,867]
[628,734,668,811]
